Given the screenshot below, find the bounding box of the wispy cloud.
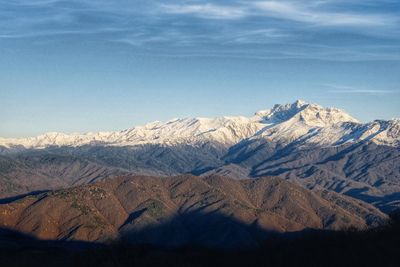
[159,3,247,19]
[159,1,397,27]
[227,29,292,44]
[324,84,399,95]
[252,1,395,26]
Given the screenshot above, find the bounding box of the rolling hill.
[0,175,387,248]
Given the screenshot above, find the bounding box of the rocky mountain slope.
[0,175,387,248]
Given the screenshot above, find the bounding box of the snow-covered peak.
[255,100,359,127]
[255,100,308,122]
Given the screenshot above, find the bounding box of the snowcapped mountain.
[1,100,399,150]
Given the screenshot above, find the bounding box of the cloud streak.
[160,3,247,19]
[159,1,397,27]
[252,1,394,26]
[324,84,399,95]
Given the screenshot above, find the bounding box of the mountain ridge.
[1,100,398,149]
[0,175,387,247]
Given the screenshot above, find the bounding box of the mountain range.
[0,100,399,217]
[1,100,399,149]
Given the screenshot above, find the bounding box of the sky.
[0,0,399,137]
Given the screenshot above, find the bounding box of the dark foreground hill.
[0,175,386,248]
[0,215,399,267]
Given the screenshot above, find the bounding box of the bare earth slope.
[0,175,386,248]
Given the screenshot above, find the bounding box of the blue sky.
[0,0,399,137]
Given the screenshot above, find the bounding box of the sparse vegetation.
[146,200,164,217]
[53,190,70,199]
[89,187,107,200]
[71,201,91,215]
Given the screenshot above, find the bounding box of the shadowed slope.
[0,216,399,267]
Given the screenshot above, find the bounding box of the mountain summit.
[255,100,359,126]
